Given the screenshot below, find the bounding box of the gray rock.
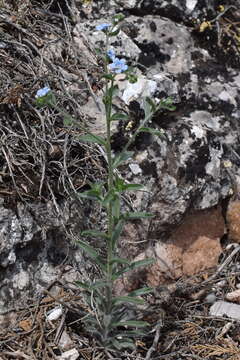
[210,301,240,320]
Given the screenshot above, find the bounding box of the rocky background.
[0,0,240,323]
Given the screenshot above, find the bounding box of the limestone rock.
[210,301,240,320]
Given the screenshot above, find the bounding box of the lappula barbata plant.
[35,14,175,352]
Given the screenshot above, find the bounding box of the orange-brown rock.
[114,206,225,294]
[226,199,240,243]
[146,205,224,286]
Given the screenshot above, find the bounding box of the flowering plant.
[35,14,175,353]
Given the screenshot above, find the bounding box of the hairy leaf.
[75,281,92,291]
[79,133,106,146]
[111,219,124,249]
[113,258,155,279]
[128,287,153,296]
[113,296,145,305]
[111,113,129,121]
[110,257,130,265]
[108,28,120,36]
[111,339,135,351]
[78,190,102,201]
[112,320,149,328]
[113,151,134,169]
[112,195,120,220]
[77,240,106,271]
[102,189,115,206]
[122,211,154,219]
[138,127,164,136]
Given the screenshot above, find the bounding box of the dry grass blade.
[192,338,240,359]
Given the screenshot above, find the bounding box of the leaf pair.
[114,175,143,192]
[78,183,103,202]
[112,258,155,281]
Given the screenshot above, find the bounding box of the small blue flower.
[35,87,51,98]
[96,23,111,31]
[108,57,128,74]
[107,49,116,61]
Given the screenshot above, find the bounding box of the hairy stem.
[105,58,114,315]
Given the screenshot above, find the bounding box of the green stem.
[106,79,114,262]
[104,37,115,313]
[121,103,160,155]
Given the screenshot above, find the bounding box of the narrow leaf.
[143,97,153,119]
[129,258,155,269]
[112,195,120,220]
[111,339,135,351]
[75,281,92,291]
[102,190,115,206]
[113,296,145,305]
[111,113,129,121]
[113,258,155,279]
[113,13,125,23]
[63,115,73,126]
[112,320,149,328]
[138,127,164,136]
[77,239,99,258]
[77,240,106,271]
[160,98,176,111]
[91,281,108,290]
[112,84,119,97]
[110,257,130,265]
[111,219,124,249]
[79,133,106,146]
[78,191,102,201]
[78,184,103,202]
[116,330,146,338]
[123,211,154,219]
[128,287,153,297]
[113,151,134,169]
[122,183,144,191]
[101,73,114,81]
[146,97,157,112]
[109,28,120,36]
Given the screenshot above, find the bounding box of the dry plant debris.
[1,257,240,359]
[0,0,106,206]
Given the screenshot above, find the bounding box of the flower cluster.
[96,24,128,74]
[96,23,111,31]
[107,48,128,74]
[109,57,128,74]
[107,49,116,61]
[35,86,51,98]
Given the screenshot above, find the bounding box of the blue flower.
[107,49,116,61]
[35,87,51,98]
[96,23,111,31]
[108,57,128,73]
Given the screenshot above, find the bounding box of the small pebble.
[129,163,142,175]
[226,289,240,303]
[216,280,227,288]
[205,293,216,304]
[47,307,63,321]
